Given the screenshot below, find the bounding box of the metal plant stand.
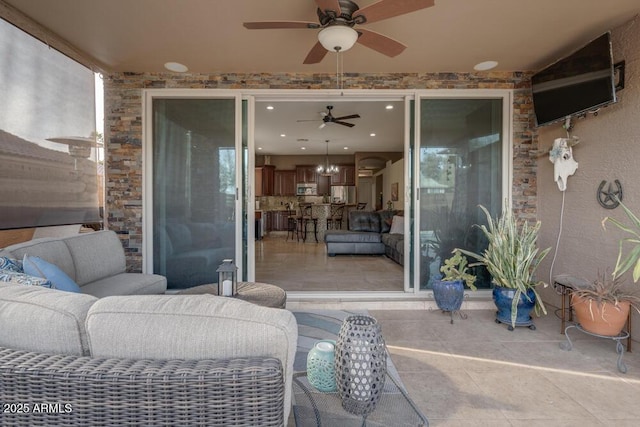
[442,309,467,324]
[560,324,630,373]
[495,315,536,331]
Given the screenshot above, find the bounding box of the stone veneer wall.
[104,72,536,272]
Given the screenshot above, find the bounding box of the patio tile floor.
[369,309,640,426]
[259,233,640,425]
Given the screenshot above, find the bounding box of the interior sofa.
[156,221,234,289]
[324,210,404,265]
[0,283,298,425]
[0,230,166,297]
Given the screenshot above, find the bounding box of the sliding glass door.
[150,97,239,290]
[416,96,509,290]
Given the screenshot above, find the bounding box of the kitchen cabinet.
[330,164,356,186]
[296,165,317,183]
[255,165,275,196]
[274,170,296,196]
[274,211,288,231]
[265,210,292,231]
[317,174,330,196]
[264,211,273,232]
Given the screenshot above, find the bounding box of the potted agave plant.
[456,204,551,330]
[432,251,476,323]
[571,199,640,336]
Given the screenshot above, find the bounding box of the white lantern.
[216,259,237,297]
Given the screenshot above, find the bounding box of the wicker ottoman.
[178,282,287,309]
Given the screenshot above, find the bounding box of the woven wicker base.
[0,347,284,426]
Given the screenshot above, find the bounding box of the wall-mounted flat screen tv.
[532,32,616,127]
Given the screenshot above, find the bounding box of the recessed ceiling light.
[266,105,274,110]
[301,147,306,150]
[385,105,394,110]
[343,146,349,150]
[164,62,188,72]
[370,133,376,137]
[474,60,498,71]
[280,134,286,137]
[257,147,262,150]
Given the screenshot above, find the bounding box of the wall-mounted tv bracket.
[562,116,574,133]
[598,179,623,209]
[615,61,625,91]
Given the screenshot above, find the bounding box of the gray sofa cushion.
[64,230,126,286]
[0,283,97,356]
[381,233,403,252]
[86,294,298,422]
[378,210,398,233]
[349,211,381,233]
[325,230,382,244]
[80,273,167,298]
[4,238,76,282]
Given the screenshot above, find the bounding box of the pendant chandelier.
[317,140,339,176]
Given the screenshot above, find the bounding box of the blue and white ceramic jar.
[307,340,337,392]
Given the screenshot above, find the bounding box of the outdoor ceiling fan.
[243,0,435,64]
[297,105,360,128]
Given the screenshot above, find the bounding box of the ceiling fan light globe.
[318,26,358,52]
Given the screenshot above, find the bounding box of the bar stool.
[285,209,298,241]
[298,203,318,243]
[326,203,345,230]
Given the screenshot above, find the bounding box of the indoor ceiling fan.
[243,0,435,64]
[298,105,360,128]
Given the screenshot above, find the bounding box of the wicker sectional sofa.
[0,284,297,426]
[0,231,298,425]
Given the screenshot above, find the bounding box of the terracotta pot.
[571,294,630,336]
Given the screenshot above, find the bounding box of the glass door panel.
[418,98,503,290]
[152,98,236,290]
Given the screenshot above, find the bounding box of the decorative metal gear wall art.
[597,179,623,209]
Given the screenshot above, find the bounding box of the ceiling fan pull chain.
[335,49,340,90]
[340,50,344,90]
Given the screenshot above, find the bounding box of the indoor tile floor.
[255,231,403,292]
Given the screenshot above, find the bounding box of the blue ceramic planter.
[492,286,536,328]
[307,340,337,392]
[432,280,465,312]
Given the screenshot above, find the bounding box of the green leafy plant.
[441,251,477,290]
[570,271,640,315]
[456,204,551,326]
[426,210,474,265]
[603,199,640,282]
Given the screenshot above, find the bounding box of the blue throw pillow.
[23,255,81,293]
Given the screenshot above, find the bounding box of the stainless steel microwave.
[296,183,317,195]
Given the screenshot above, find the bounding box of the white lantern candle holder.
[216,259,237,297]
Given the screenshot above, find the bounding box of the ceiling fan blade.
[243,21,319,30]
[356,28,406,57]
[303,41,329,64]
[319,123,326,129]
[315,0,342,14]
[333,114,361,121]
[334,121,356,128]
[353,0,434,24]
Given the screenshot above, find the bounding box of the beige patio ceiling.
[3,0,640,74]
